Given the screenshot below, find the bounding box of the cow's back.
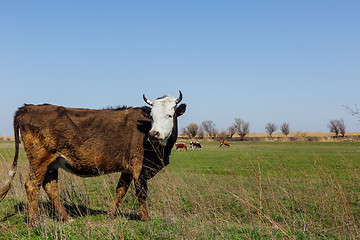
[17,104,151,175]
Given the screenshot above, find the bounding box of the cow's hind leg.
[42,169,72,222]
[135,177,150,221]
[25,174,42,226]
[108,173,133,219]
[25,152,53,226]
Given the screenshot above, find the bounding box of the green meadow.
[0,141,360,239]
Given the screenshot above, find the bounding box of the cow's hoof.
[140,215,151,221]
[60,215,73,223]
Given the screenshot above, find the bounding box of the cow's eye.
[168,115,173,118]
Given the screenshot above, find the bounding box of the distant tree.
[234,118,250,141]
[280,123,290,136]
[228,125,236,139]
[213,128,218,139]
[338,119,346,137]
[217,130,228,140]
[265,123,277,138]
[328,120,339,136]
[181,127,189,138]
[201,120,216,138]
[328,119,346,137]
[198,126,205,138]
[186,123,199,138]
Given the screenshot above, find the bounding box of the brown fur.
[0,102,186,225]
[219,140,231,147]
[175,143,188,151]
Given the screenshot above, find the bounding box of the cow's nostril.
[149,131,160,139]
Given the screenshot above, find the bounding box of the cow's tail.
[0,111,21,202]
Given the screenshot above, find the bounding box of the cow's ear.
[176,104,186,117]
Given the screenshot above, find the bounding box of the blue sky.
[1,1,359,136]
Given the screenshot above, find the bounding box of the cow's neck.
[163,117,178,166]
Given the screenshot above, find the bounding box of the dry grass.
[1,141,360,239]
[179,132,360,142]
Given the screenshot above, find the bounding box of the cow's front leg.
[108,173,133,219]
[134,177,150,221]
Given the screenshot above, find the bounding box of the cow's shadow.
[1,201,141,222]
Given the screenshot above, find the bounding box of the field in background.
[0,141,360,239]
[247,131,360,138]
[179,132,360,142]
[2,132,360,142]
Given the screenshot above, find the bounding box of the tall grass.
[0,141,360,239]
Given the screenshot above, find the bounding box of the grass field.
[0,141,360,239]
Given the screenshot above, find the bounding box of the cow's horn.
[175,90,183,104]
[143,94,153,106]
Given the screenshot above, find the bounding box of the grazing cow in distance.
[175,142,188,151]
[0,91,186,226]
[220,141,231,147]
[189,141,202,150]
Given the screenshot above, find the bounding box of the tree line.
[182,118,352,140]
[182,119,292,140]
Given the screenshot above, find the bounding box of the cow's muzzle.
[148,130,169,145]
[149,131,161,140]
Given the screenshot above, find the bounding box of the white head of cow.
[143,91,186,145]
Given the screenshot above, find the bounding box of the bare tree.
[265,123,277,138]
[234,118,250,141]
[186,123,199,138]
[328,119,346,137]
[181,127,190,138]
[198,126,205,138]
[328,120,340,136]
[228,125,236,139]
[338,119,346,137]
[201,120,216,138]
[280,123,290,136]
[212,128,218,139]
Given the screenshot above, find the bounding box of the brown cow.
[175,142,188,151]
[219,141,231,147]
[0,91,186,226]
